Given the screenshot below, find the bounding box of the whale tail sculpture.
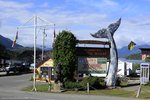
[91,18,121,39]
[91,18,121,87]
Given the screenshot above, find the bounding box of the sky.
[0,0,150,49]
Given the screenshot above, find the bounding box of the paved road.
[0,73,144,100]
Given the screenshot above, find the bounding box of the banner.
[128,41,136,51]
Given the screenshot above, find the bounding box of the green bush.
[64,77,105,90]
[116,76,129,87]
[132,63,140,72]
[145,57,150,62]
[80,77,105,89]
[64,81,83,90]
[145,82,150,86]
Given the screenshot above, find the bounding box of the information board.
[78,57,107,74]
[40,67,49,78]
[76,47,110,58]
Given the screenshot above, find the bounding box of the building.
[118,59,133,76]
[36,58,54,82]
[76,40,136,78]
[118,58,145,76]
[35,40,111,82]
[76,40,110,78]
[140,48,150,61]
[36,40,138,82]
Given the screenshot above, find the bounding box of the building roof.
[139,48,150,50]
[78,40,110,45]
[36,57,50,68]
[119,58,145,64]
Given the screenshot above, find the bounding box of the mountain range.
[1,34,150,57]
[118,44,150,57]
[0,35,23,49]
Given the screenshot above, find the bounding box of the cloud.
[102,0,118,7]
[114,16,150,48]
[38,2,49,8]
[0,0,33,9]
[0,0,33,25]
[65,0,118,9]
[138,22,150,26]
[37,10,107,26]
[0,0,150,49]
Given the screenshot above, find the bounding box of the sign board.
[76,47,110,58]
[40,67,50,78]
[78,57,107,74]
[140,63,149,84]
[40,66,54,79]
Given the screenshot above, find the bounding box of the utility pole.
[42,28,46,61]
[16,15,53,91]
[32,15,37,91]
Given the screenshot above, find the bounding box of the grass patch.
[23,84,135,98]
[137,85,150,99]
[29,76,33,81]
[23,84,51,92]
[120,81,128,87]
[23,84,150,99]
[64,89,135,97]
[139,92,150,99]
[142,85,150,90]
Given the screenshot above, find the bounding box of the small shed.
[36,58,54,82]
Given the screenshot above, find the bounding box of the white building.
[118,59,133,76]
[90,59,135,77]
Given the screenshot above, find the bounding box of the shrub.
[145,82,150,86]
[116,76,129,87]
[145,57,150,62]
[64,77,105,90]
[80,77,105,89]
[132,63,140,72]
[64,81,83,90]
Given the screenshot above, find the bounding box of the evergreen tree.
[145,57,150,62]
[126,53,141,60]
[53,30,77,82]
[0,43,6,57]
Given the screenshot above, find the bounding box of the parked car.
[5,65,20,74]
[29,63,34,70]
[135,68,140,76]
[5,63,31,74]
